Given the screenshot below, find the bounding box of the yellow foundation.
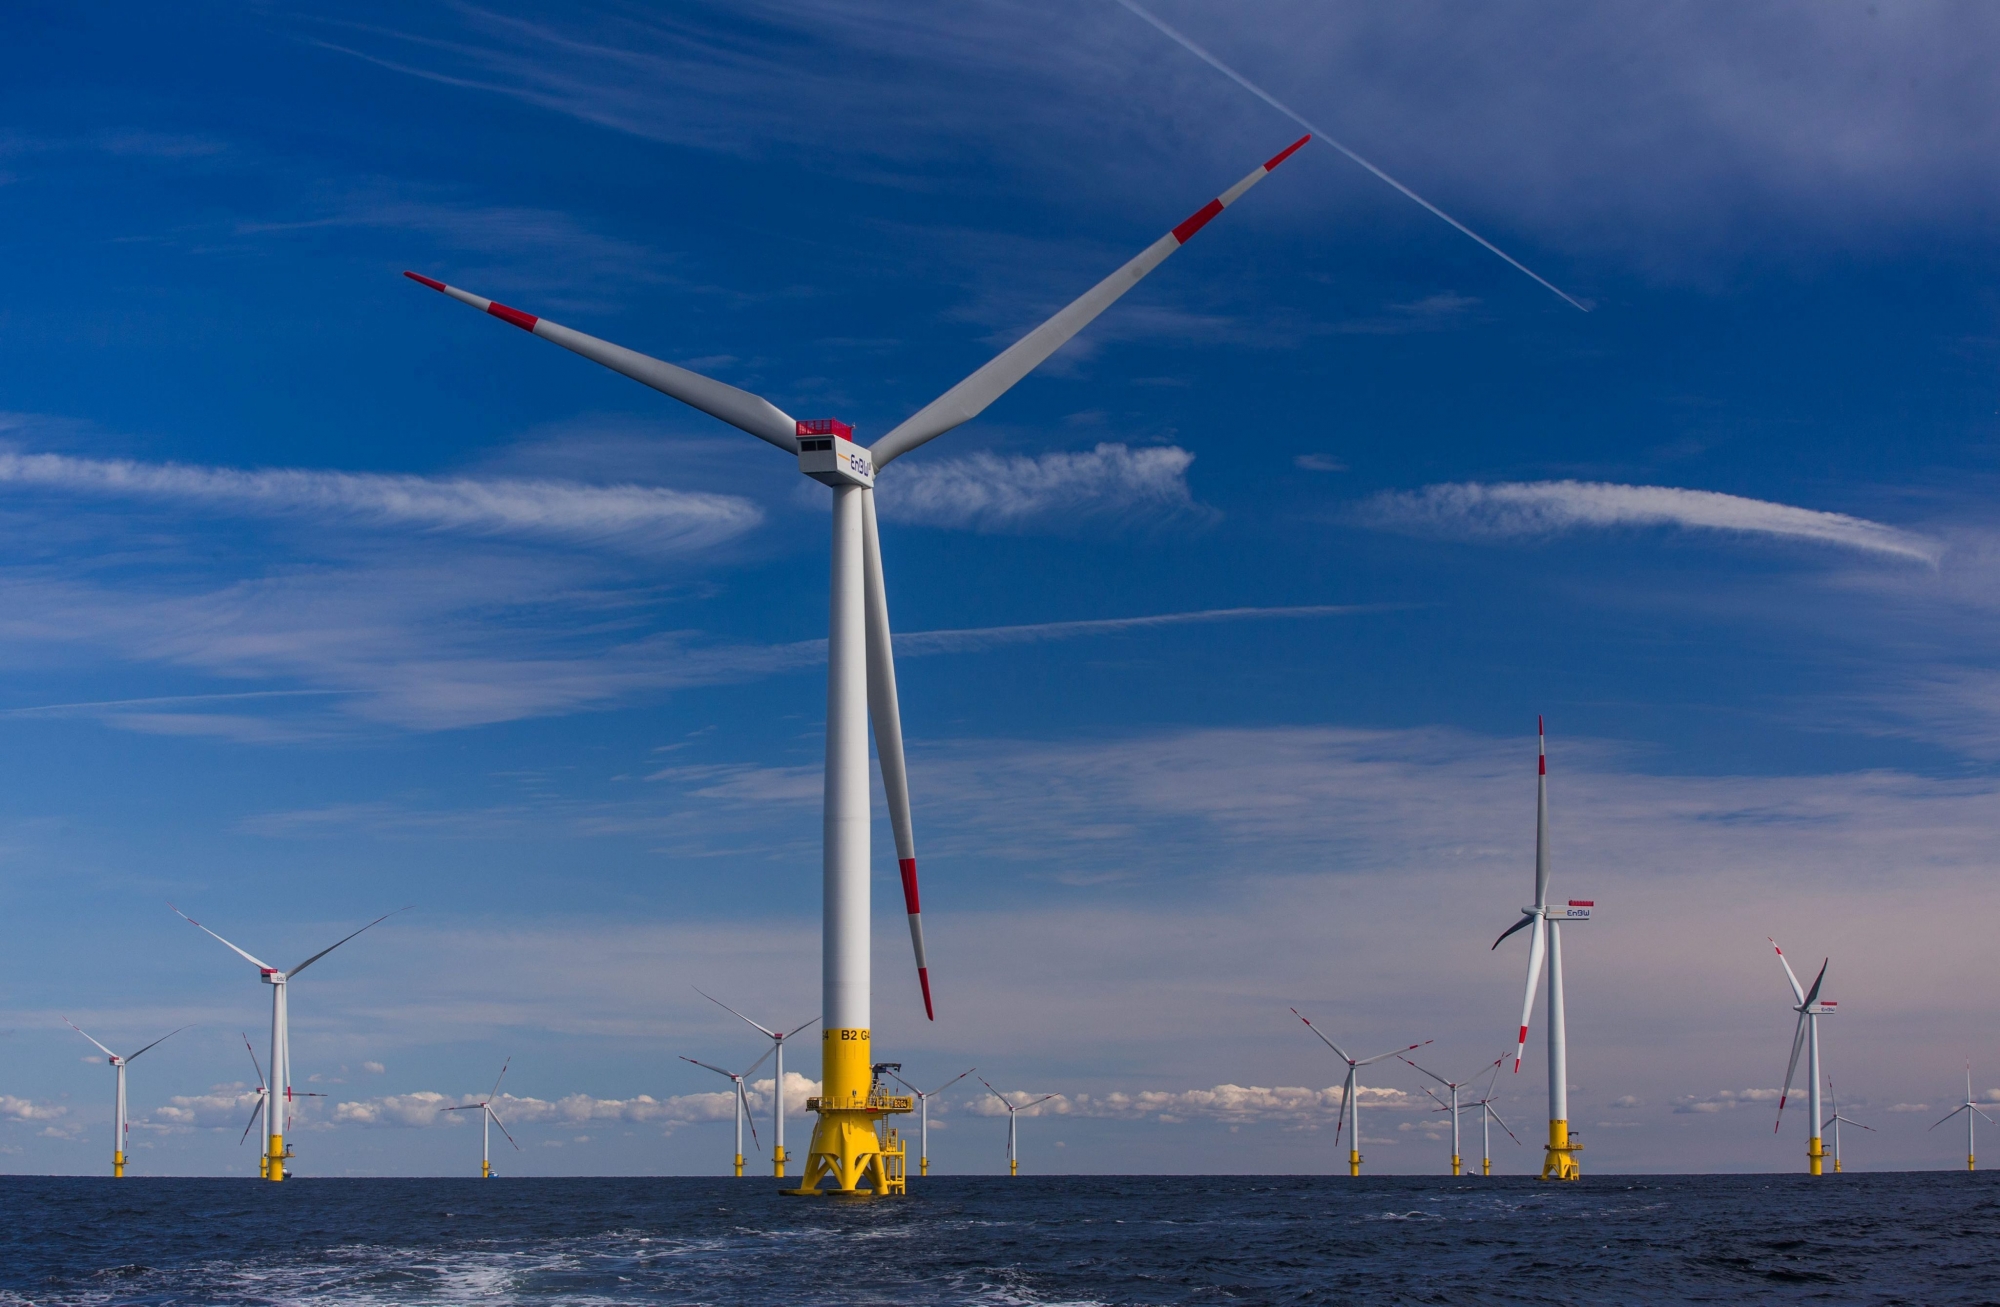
[1482,1157,1492,1176]
[1970,1153,1977,1173]
[267,1133,286,1183]
[1451,1154,1462,1177]
[1540,1120,1581,1181]
[733,1152,744,1177]
[1833,1158,1842,1173]
[773,1143,787,1177]
[1348,1148,1361,1177]
[920,1156,928,1177]
[786,1029,911,1196]
[1808,1136,1823,1176]
[482,1158,492,1179]
[113,1150,125,1178]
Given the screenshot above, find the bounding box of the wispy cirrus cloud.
[1355,480,1941,564]
[0,448,760,556]
[877,442,1206,531]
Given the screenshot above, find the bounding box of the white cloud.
[1888,1103,1933,1113]
[327,1073,821,1133]
[1673,1088,1782,1114]
[1355,480,1941,564]
[148,1086,264,1131]
[0,1096,67,1123]
[362,1061,386,1075]
[0,446,761,556]
[877,443,1205,531]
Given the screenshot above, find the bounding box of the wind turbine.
[695,988,817,1179]
[1492,717,1594,1181]
[886,1065,975,1177]
[1292,1009,1427,1176]
[1768,937,1836,1175]
[62,1018,185,1177]
[978,1077,1055,1176]
[1461,1075,1521,1176]
[1823,1075,1871,1174]
[171,905,402,1181]
[681,1046,774,1177]
[440,1057,521,1178]
[235,1033,271,1158]
[406,133,1311,1195]
[1401,1054,1504,1176]
[1930,1063,1993,1172]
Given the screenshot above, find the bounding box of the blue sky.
[4,0,2000,1176]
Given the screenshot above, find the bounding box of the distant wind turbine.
[1930,1063,1993,1173]
[1402,1054,1505,1176]
[1823,1075,1872,1174]
[681,1046,774,1177]
[439,1058,521,1178]
[1461,1075,1522,1176]
[62,1018,185,1177]
[1768,937,1836,1175]
[171,904,403,1181]
[978,1077,1056,1176]
[1493,717,1594,1181]
[1292,1009,1427,1176]
[695,988,818,1179]
[887,1065,975,1177]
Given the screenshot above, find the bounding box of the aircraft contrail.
[1114,0,1590,312]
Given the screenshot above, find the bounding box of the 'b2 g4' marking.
[836,1029,870,1041]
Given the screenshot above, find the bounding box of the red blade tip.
[1264,134,1311,171]
[918,967,934,1022]
[403,271,446,292]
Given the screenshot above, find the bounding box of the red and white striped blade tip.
[403,271,446,292]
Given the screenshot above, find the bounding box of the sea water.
[4,1172,1997,1305]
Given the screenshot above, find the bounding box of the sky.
[2,0,1999,1178]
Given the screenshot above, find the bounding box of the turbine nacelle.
[796,419,874,488]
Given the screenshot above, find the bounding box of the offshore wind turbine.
[1461,1077,1521,1176]
[1930,1063,1993,1172]
[1292,1009,1426,1176]
[886,1065,975,1177]
[1823,1075,1871,1174]
[978,1077,1055,1176]
[407,133,1310,1195]
[1769,937,1836,1175]
[171,905,401,1181]
[695,989,817,1179]
[440,1057,521,1178]
[682,1047,774,1177]
[1402,1054,1504,1177]
[62,1018,184,1177]
[1492,717,1594,1181]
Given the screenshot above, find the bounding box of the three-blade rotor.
[1769,939,1828,1133]
[408,135,1311,1022]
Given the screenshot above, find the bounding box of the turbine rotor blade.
[781,1016,823,1040]
[869,136,1309,468]
[681,1055,736,1081]
[1512,916,1547,1072]
[171,904,273,972]
[1533,716,1551,909]
[242,1033,265,1089]
[125,1026,189,1063]
[290,907,407,978]
[741,1045,777,1081]
[692,987,779,1039]
[1358,1041,1429,1067]
[63,1018,117,1061]
[862,490,933,1021]
[1930,1105,1969,1131]
[1801,958,1828,1010]
[1398,1055,1450,1088]
[741,1081,763,1152]
[1768,937,1807,1005]
[489,1056,511,1102]
[489,1104,522,1151]
[1776,1010,1810,1132]
[239,1093,266,1145]
[1289,1008,1351,1063]
[1486,1104,1521,1145]
[1491,913,1535,951]
[931,1068,976,1096]
[404,273,800,453]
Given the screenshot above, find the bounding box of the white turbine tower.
[681,1047,774,1177]
[1292,1009,1427,1176]
[886,1065,975,1177]
[63,1019,185,1177]
[1768,937,1835,1175]
[407,134,1310,1195]
[1401,1054,1504,1177]
[440,1057,521,1178]
[1460,1077,1521,1176]
[1823,1075,1871,1174]
[172,905,401,1181]
[695,989,817,1180]
[978,1077,1055,1176]
[1930,1063,1993,1173]
[1492,717,1594,1181]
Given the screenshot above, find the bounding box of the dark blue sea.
[5,1173,1998,1305]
